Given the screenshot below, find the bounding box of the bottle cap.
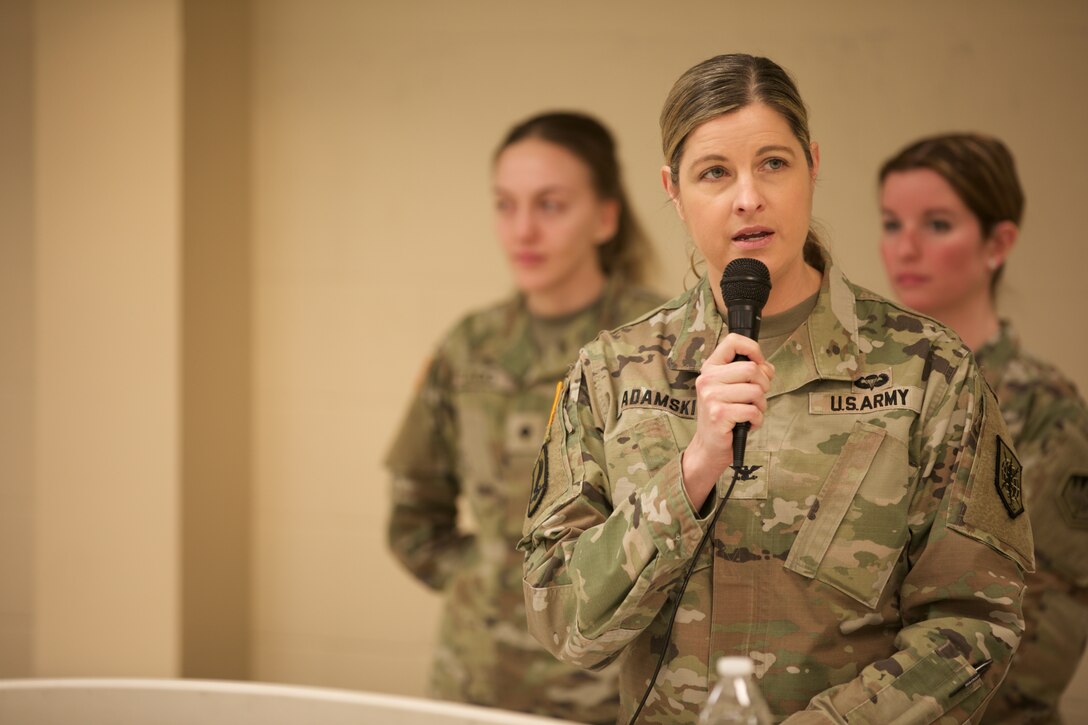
[715,656,755,677]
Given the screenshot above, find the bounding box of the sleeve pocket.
[842,635,988,724]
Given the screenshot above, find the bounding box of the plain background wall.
[3,0,1087,717]
[1,0,183,676]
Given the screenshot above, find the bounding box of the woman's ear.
[594,198,620,245]
[986,220,1019,270]
[809,141,820,182]
[661,165,684,222]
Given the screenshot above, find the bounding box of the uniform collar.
[497,277,624,384]
[667,259,861,391]
[973,320,1018,391]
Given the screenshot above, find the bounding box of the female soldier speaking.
[520,54,1034,724]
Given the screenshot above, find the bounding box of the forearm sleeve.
[521,363,710,669]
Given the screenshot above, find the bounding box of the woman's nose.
[733,175,765,214]
[892,229,922,258]
[513,209,537,240]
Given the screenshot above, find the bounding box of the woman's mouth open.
[732,227,774,249]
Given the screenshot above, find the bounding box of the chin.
[513,275,554,295]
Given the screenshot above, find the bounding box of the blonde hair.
[660,54,824,268]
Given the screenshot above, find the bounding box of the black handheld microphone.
[719,258,772,470]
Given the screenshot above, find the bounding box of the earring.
[987,258,1000,271]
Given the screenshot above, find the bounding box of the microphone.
[719,258,772,470]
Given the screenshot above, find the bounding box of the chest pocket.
[783,421,911,609]
[452,376,507,483]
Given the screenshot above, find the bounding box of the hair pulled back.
[498,111,655,285]
[659,54,825,268]
[879,133,1024,293]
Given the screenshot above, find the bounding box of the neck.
[711,260,821,318]
[762,261,822,316]
[931,295,1000,351]
[525,266,607,318]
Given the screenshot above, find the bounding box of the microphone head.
[720,258,771,309]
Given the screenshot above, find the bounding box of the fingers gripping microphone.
[720,258,772,470]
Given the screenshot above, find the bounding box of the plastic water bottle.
[698,656,773,724]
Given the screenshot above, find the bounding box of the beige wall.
[1,0,251,678]
[3,0,1087,717]
[0,0,35,678]
[32,0,182,675]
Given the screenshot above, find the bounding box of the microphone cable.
[627,466,742,725]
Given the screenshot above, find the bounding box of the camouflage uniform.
[520,260,1035,724]
[977,323,1088,724]
[386,278,665,723]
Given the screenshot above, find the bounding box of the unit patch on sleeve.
[994,436,1024,518]
[527,445,549,518]
[1059,473,1088,529]
[526,381,564,518]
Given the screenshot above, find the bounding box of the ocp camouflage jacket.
[386,278,664,723]
[520,261,1035,724]
[976,322,1088,723]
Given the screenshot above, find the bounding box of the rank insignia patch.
[505,412,545,456]
[527,446,549,518]
[1059,473,1088,529]
[994,436,1024,518]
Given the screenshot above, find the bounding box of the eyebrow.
[687,145,798,167]
[493,184,569,196]
[879,204,957,213]
[880,206,959,217]
[756,144,796,156]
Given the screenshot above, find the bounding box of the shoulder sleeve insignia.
[527,444,549,518]
[1060,473,1088,529]
[527,381,564,518]
[545,380,562,442]
[995,435,1024,518]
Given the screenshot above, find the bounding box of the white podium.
[0,679,581,724]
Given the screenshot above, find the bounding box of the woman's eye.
[882,219,901,233]
[700,166,726,180]
[495,198,512,214]
[764,157,787,171]
[928,219,952,232]
[539,199,565,213]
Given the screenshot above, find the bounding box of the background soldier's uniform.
[386,279,664,723]
[978,323,1088,724]
[521,260,1035,724]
